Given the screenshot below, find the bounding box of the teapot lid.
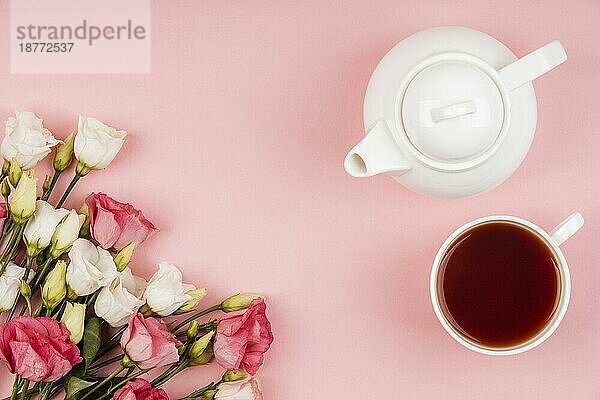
[401,61,504,165]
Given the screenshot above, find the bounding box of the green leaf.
[65,376,96,400]
[71,363,86,378]
[82,317,102,369]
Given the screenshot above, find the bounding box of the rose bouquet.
[0,112,273,400]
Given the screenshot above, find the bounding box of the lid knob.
[430,100,477,123]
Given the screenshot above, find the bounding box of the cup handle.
[549,212,584,246]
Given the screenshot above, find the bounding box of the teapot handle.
[498,41,567,92]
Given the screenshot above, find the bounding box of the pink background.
[1,0,599,398]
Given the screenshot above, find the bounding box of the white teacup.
[430,213,584,355]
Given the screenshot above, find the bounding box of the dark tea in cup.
[436,221,561,348]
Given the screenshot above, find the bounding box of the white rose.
[215,377,263,400]
[0,262,33,312]
[74,115,126,173]
[1,111,60,169]
[66,238,118,296]
[94,267,146,327]
[49,210,85,258]
[144,262,196,316]
[23,200,69,257]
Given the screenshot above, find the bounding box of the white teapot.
[344,27,567,197]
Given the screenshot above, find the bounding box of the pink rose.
[85,192,158,250]
[214,299,273,375]
[112,378,169,400]
[0,317,82,382]
[120,313,180,369]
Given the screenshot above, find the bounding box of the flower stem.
[44,386,61,400]
[8,376,20,400]
[0,224,23,276]
[39,383,53,400]
[88,354,123,373]
[0,229,24,276]
[23,297,32,316]
[17,257,55,319]
[171,304,222,334]
[94,325,127,360]
[17,258,54,318]
[2,386,38,400]
[40,171,61,201]
[151,360,190,387]
[22,256,33,282]
[30,257,54,289]
[86,291,100,307]
[0,218,12,245]
[56,173,81,208]
[178,382,218,400]
[19,380,28,400]
[79,364,125,400]
[50,299,67,319]
[150,363,179,386]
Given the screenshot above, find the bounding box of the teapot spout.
[344,120,411,178]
